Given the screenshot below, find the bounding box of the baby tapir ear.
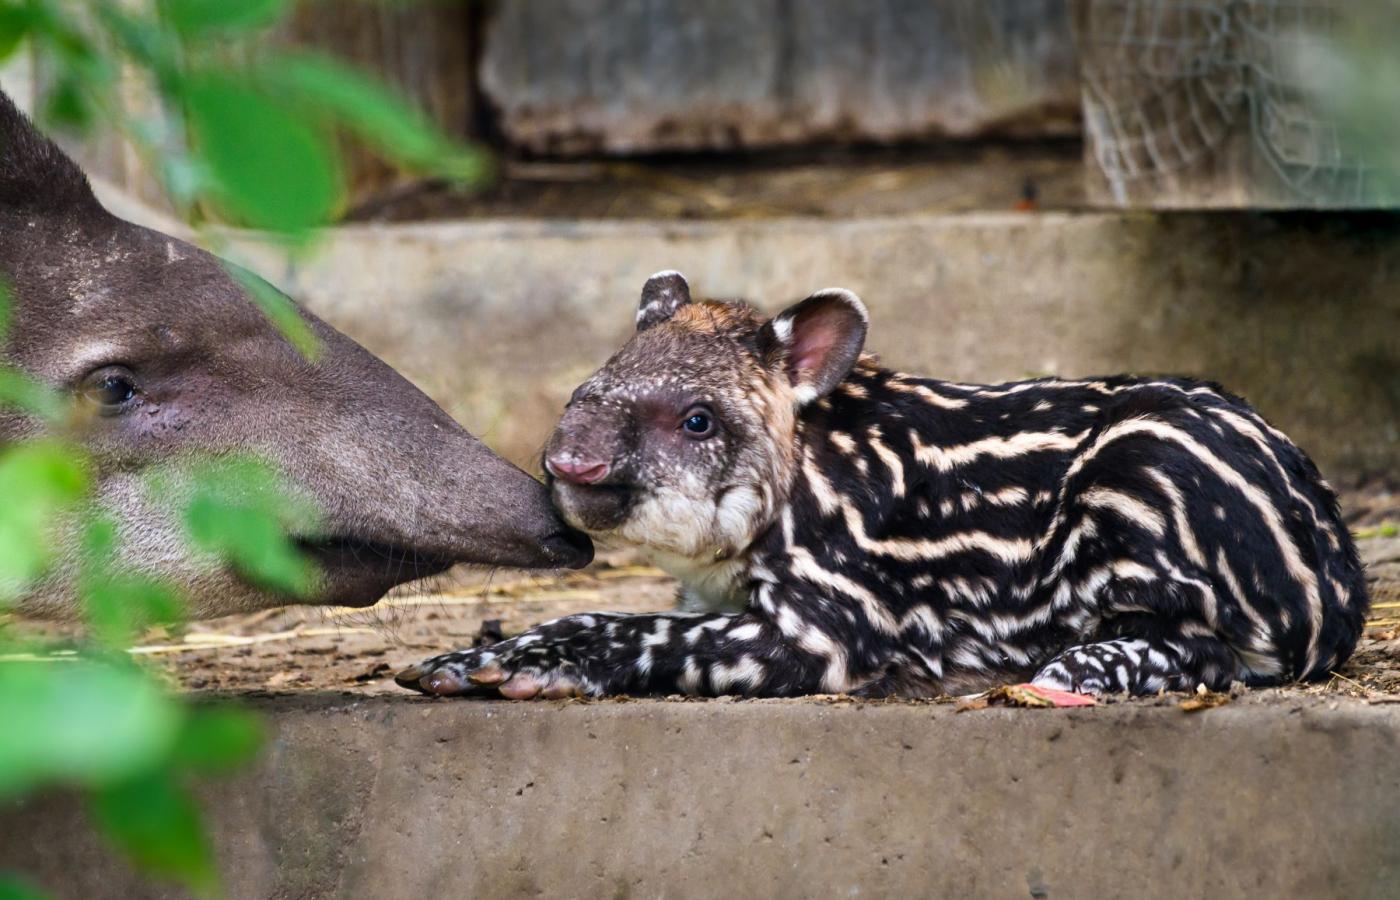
[761,289,868,407]
[636,270,693,331]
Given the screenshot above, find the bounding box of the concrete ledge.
[84,181,1400,478]
[233,211,1400,479]
[4,694,1400,899]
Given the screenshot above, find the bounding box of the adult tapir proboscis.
[0,89,592,619]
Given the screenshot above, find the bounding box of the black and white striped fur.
[398,273,1367,700]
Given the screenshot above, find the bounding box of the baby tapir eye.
[681,409,715,438]
[81,366,140,415]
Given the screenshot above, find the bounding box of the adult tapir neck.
[0,87,591,618]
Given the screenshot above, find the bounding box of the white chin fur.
[602,482,769,613]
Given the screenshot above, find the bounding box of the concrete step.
[222,210,1400,481]
[5,694,1400,900]
[94,179,1400,479]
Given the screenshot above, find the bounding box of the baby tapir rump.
[398,272,1367,700]
[0,89,591,619]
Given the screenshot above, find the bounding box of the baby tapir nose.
[546,455,611,485]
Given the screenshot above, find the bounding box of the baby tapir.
[398,272,1367,700]
[0,89,591,619]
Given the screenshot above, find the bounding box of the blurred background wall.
[7,0,1397,480]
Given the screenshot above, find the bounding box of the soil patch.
[7,488,1400,704]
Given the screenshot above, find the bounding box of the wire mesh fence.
[1076,0,1395,207]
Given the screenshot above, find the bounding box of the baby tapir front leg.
[397,608,839,699]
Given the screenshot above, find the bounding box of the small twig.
[1328,670,1370,693]
[128,626,377,656]
[594,566,669,580]
[0,651,79,663]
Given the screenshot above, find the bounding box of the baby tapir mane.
[400,272,1368,702]
[670,300,766,335]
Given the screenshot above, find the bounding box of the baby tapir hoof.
[396,657,587,700]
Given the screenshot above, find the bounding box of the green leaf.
[0,365,66,422]
[226,264,322,361]
[27,7,116,92]
[154,456,320,597]
[91,770,217,897]
[0,659,182,797]
[0,442,90,602]
[94,2,180,78]
[83,573,186,648]
[173,706,265,775]
[161,0,291,36]
[183,73,340,233]
[184,494,314,595]
[41,74,95,132]
[80,516,187,647]
[0,4,39,66]
[0,874,53,900]
[264,53,495,186]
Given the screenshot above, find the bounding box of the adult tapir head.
[0,90,591,619]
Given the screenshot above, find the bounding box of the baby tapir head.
[0,90,591,618]
[545,271,867,563]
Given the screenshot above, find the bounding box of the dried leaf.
[1179,689,1231,712]
[988,684,1098,708]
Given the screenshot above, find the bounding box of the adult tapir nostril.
[546,455,611,485]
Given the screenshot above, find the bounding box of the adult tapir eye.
[680,408,715,439]
[80,366,140,415]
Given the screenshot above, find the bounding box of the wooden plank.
[1075,0,1396,209]
[274,0,477,204]
[479,0,1082,156]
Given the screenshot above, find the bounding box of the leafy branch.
[0,1,490,896]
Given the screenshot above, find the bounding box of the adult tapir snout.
[0,88,590,617]
[285,322,595,606]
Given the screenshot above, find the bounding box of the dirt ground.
[7,485,1400,705]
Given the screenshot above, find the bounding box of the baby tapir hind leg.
[1026,400,1290,696]
[1030,632,1239,695]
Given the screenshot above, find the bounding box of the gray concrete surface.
[225,211,1400,481]
[4,694,1400,899]
[90,179,1400,480]
[481,0,1080,154]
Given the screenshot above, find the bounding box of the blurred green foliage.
[169,456,322,597]
[0,0,492,231]
[1292,1,1400,202]
[0,1,491,896]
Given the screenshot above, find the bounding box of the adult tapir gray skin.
[0,89,591,619]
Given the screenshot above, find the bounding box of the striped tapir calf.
[398,272,1367,701]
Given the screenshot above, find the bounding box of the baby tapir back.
[400,272,1367,701]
